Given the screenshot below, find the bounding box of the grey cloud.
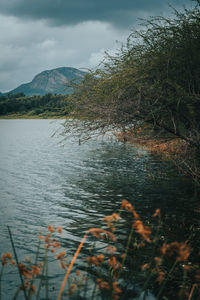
[0,0,194,91]
[0,15,129,91]
[0,0,190,27]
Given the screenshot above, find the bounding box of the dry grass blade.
[57,232,88,300]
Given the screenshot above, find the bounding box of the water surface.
[0,120,199,299]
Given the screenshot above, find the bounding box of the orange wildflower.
[107,246,117,254]
[68,284,77,295]
[52,241,60,248]
[103,213,119,222]
[88,228,116,242]
[154,257,161,265]
[160,242,190,261]
[108,256,117,269]
[133,220,151,243]
[43,234,51,244]
[48,225,55,233]
[30,285,36,296]
[6,252,12,259]
[51,248,55,253]
[18,264,33,279]
[107,222,115,232]
[1,254,8,266]
[77,281,82,287]
[160,243,168,255]
[10,259,16,265]
[103,216,113,222]
[156,268,165,284]
[76,270,81,276]
[132,209,140,219]
[56,251,66,260]
[98,281,110,290]
[60,261,66,270]
[121,200,140,218]
[153,208,161,217]
[141,263,149,271]
[31,265,40,276]
[121,200,129,208]
[86,256,99,266]
[177,243,191,262]
[108,256,121,273]
[125,203,134,212]
[38,262,44,268]
[97,254,104,263]
[120,253,125,260]
[57,226,62,234]
[112,281,122,294]
[112,213,120,220]
[1,252,15,266]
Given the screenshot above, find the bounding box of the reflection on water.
[0,119,199,299]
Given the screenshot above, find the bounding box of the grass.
[1,200,200,299]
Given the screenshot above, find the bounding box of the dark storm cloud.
[0,0,189,27]
[0,0,193,91]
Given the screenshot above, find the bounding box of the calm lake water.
[0,119,199,299]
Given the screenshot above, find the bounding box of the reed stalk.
[179,268,187,299]
[45,248,49,299]
[142,216,162,299]
[0,266,4,300]
[91,282,97,300]
[83,267,89,298]
[117,225,134,279]
[57,232,88,300]
[156,260,178,299]
[35,259,46,300]
[7,226,28,300]
[12,287,21,300]
[27,232,41,299]
[188,283,197,300]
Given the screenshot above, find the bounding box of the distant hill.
[8,67,86,96]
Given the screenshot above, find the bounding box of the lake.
[0,119,199,299]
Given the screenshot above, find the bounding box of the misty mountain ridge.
[7,67,86,96]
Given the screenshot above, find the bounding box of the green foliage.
[0,93,70,118]
[67,3,200,149]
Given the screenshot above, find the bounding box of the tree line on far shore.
[0,93,70,117]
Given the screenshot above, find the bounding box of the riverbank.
[0,113,67,119]
[116,129,200,183]
[116,130,184,159]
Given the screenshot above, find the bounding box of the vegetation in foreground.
[1,200,200,299]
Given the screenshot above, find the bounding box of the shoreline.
[0,114,67,119]
[116,131,186,160]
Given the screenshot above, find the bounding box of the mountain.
[8,67,86,96]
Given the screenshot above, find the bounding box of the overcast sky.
[0,0,194,92]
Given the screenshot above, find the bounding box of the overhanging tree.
[64,3,200,151]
